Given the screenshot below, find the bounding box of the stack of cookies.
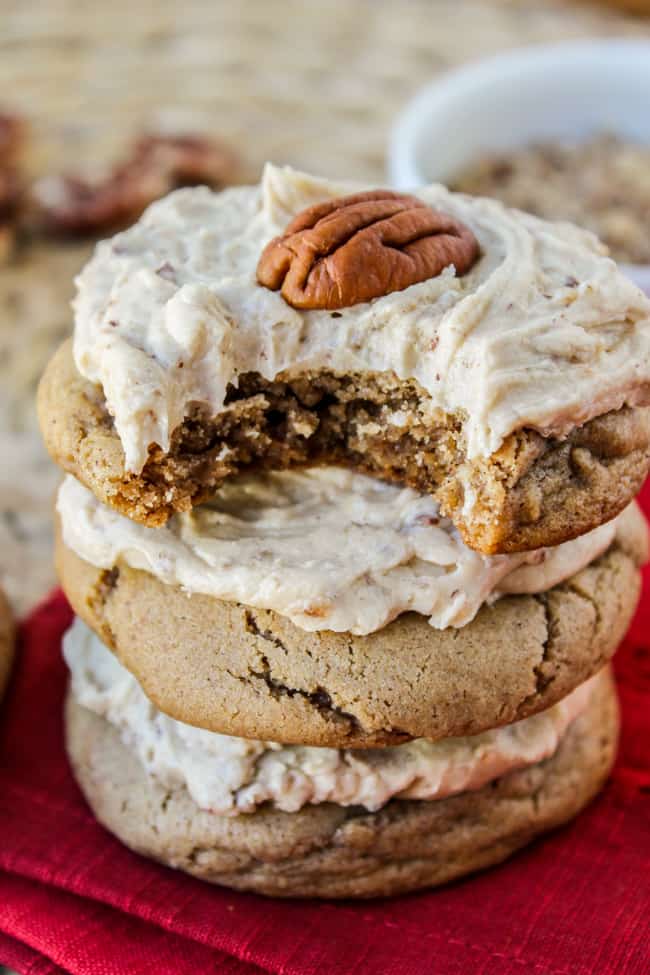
[38,165,650,898]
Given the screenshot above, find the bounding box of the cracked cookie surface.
[56,506,647,747]
[38,340,650,554]
[64,666,618,898]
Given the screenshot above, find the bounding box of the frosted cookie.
[38,165,650,553]
[64,627,618,899]
[56,489,647,747]
[0,585,14,699]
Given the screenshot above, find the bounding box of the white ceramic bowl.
[388,39,650,291]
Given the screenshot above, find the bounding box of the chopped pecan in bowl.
[257,190,480,309]
[451,135,650,266]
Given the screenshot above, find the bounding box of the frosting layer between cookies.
[73,164,650,473]
[58,469,626,635]
[64,617,598,815]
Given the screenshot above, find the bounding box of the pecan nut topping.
[256,189,480,310]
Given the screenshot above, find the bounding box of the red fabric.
[0,489,649,975]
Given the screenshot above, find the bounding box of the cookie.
[39,339,650,554]
[56,505,647,747]
[64,666,619,899]
[38,165,650,555]
[0,584,14,699]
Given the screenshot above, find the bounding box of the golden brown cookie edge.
[64,667,619,899]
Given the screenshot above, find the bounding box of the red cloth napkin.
[1,490,649,975]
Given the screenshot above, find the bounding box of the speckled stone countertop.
[2,0,649,619]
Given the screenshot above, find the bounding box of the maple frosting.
[64,617,598,815]
[72,164,650,473]
[57,469,628,635]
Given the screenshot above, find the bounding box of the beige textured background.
[2,0,650,617]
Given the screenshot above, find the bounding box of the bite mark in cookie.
[38,340,650,552]
[38,164,650,550]
[70,163,650,476]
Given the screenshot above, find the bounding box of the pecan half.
[33,132,239,236]
[256,190,480,309]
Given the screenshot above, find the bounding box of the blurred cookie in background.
[31,130,242,237]
[0,116,243,614]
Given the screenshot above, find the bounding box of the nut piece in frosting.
[256,189,480,309]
